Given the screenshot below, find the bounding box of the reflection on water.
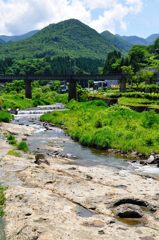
[116,217,143,226]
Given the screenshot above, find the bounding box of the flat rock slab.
[0,122,35,136]
[3,154,159,240]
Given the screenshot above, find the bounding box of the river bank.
[0,107,159,239]
[41,100,159,158]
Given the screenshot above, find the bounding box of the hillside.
[0,30,39,44]
[0,19,116,60]
[101,30,131,53]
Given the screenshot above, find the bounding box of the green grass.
[41,100,159,155]
[0,187,6,217]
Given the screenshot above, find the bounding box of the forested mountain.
[0,30,38,43]
[0,19,120,75]
[0,19,116,60]
[101,30,131,53]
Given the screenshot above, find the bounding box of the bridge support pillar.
[25,80,32,99]
[120,78,126,92]
[68,78,77,101]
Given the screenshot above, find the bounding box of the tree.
[103,50,122,74]
[121,65,134,88]
[4,80,25,93]
[134,69,154,88]
[129,46,148,72]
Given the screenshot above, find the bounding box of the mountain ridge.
[101,30,132,53]
[0,19,159,61]
[0,19,158,49]
[122,34,159,46]
[0,19,117,60]
[0,30,39,43]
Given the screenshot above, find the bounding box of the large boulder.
[34,153,50,165]
[147,154,159,165]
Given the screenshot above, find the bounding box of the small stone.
[68,167,76,171]
[98,230,105,235]
[140,160,146,165]
[109,220,115,224]
[86,175,93,181]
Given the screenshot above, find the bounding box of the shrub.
[17,141,29,152]
[0,111,12,123]
[7,134,17,145]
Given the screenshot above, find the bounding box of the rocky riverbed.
[0,120,159,240]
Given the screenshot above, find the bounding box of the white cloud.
[0,0,143,35]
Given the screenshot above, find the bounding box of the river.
[14,104,159,178]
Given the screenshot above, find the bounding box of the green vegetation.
[0,187,6,217]
[41,100,159,155]
[7,134,29,153]
[0,80,68,109]
[7,134,17,145]
[17,141,29,152]
[0,19,119,75]
[89,88,159,109]
[7,149,21,157]
[101,30,131,53]
[0,111,12,122]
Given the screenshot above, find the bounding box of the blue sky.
[0,0,158,37]
[121,0,159,37]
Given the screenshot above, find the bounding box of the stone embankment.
[0,122,159,240]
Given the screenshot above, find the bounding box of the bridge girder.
[0,73,125,100]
